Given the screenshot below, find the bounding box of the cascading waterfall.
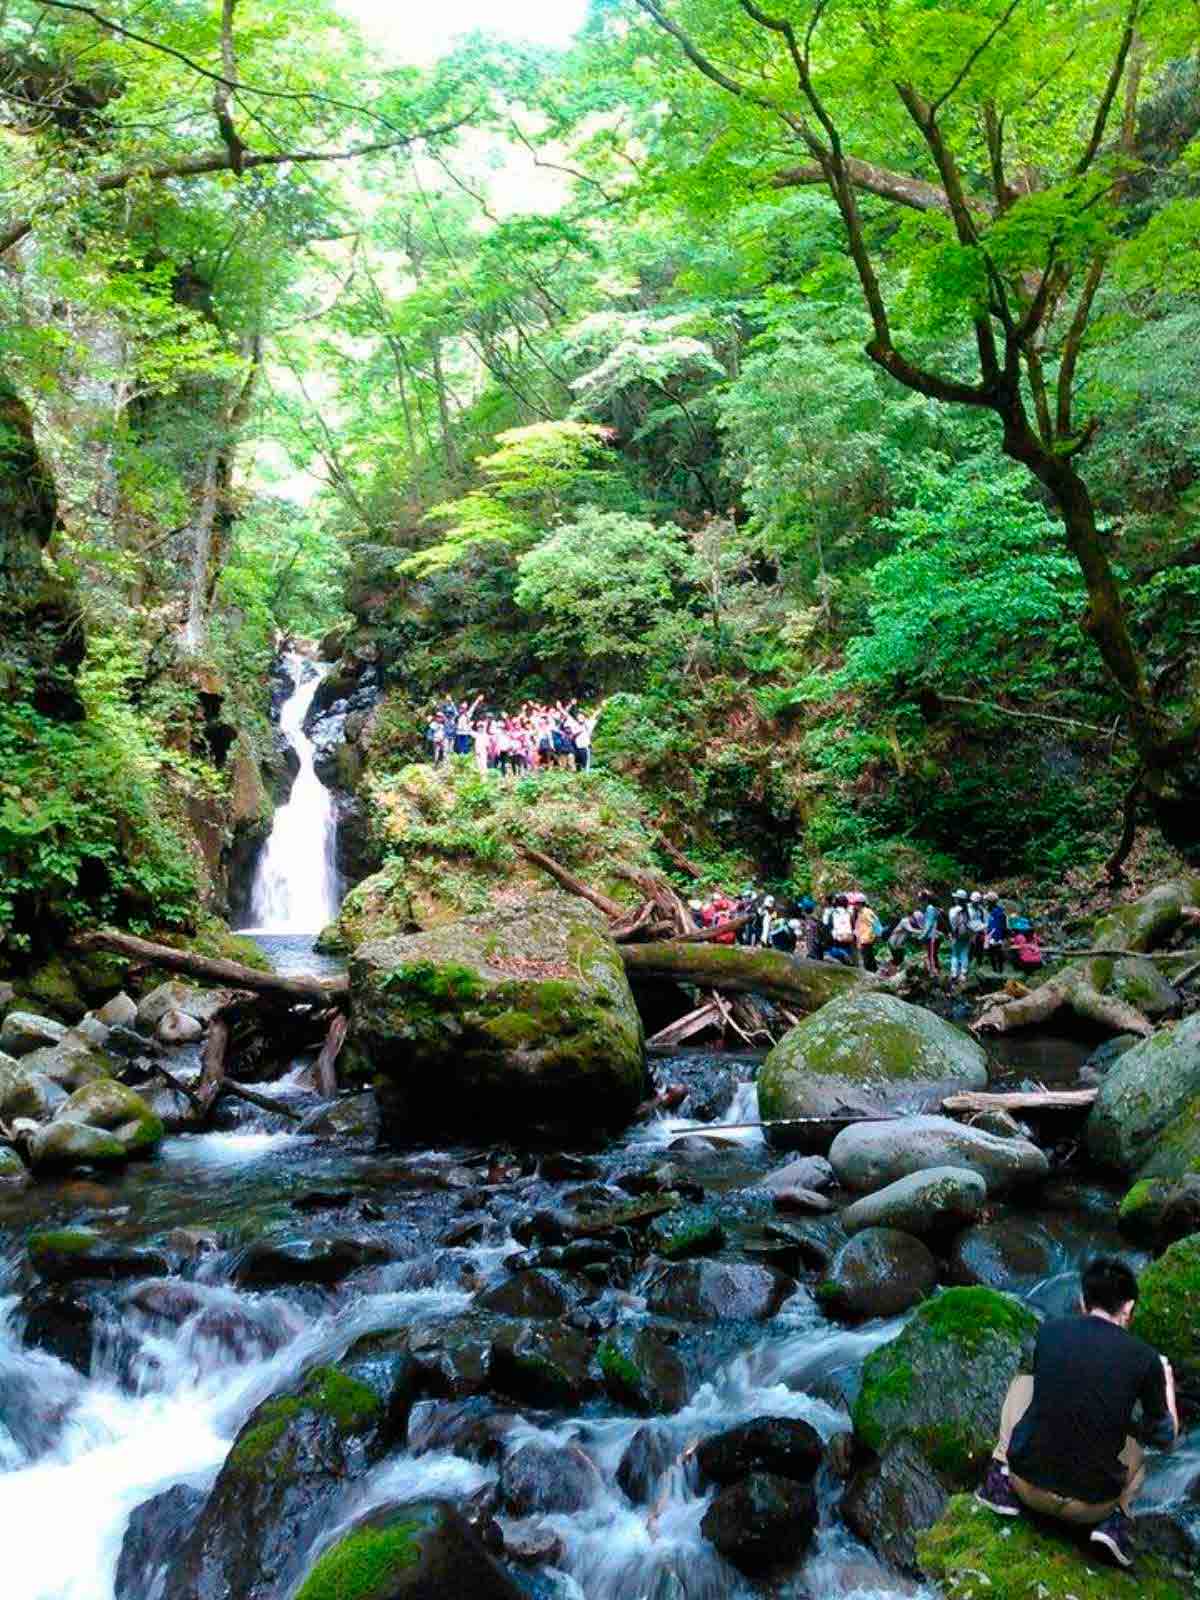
[243,651,339,935]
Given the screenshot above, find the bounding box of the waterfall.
[243,652,339,935]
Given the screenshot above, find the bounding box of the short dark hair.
[1081,1256,1139,1314]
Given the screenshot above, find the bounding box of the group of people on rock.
[688,884,1043,981]
[425,696,603,776]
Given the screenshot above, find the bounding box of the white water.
[242,651,339,935]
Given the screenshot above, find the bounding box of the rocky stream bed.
[0,937,1198,1600]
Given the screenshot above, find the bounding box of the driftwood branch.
[943,1089,1097,1114]
[516,847,626,919]
[74,928,348,1003]
[655,832,702,878]
[314,1013,348,1098]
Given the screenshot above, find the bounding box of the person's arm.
[1140,1352,1178,1450]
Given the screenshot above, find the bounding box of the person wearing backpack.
[829,894,855,963]
[948,888,972,981]
[985,891,1009,973]
[853,895,882,971]
[921,892,943,976]
[968,891,988,965]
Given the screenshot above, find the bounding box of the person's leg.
[991,1375,1034,1467]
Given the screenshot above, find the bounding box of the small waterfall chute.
[242,651,340,936]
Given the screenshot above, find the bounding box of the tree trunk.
[72,928,348,1003]
[620,942,862,1011]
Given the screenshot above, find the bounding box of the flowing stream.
[242,651,339,936]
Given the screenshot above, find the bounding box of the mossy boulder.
[1107,956,1180,1020]
[166,1365,398,1600]
[758,992,988,1129]
[20,1033,114,1091]
[0,1053,61,1120]
[918,1494,1191,1599]
[1130,1235,1200,1395]
[597,1326,690,1414]
[647,1202,725,1259]
[853,1287,1038,1486]
[53,1079,163,1157]
[26,1119,129,1171]
[0,1011,67,1055]
[294,1501,522,1600]
[1086,1014,1200,1177]
[841,1167,987,1239]
[1117,1175,1200,1249]
[28,1228,167,1281]
[348,891,645,1141]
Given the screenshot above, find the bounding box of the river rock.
[821,1228,937,1321]
[136,982,227,1031]
[696,1416,823,1485]
[829,1115,1049,1195]
[115,1484,206,1600]
[598,1326,690,1414]
[1087,1013,1200,1179]
[408,1396,524,1462]
[0,1143,29,1187]
[1132,1235,1200,1394]
[157,1009,204,1044]
[20,1282,97,1370]
[28,1228,169,1283]
[499,1439,603,1514]
[95,992,138,1029]
[491,1322,600,1408]
[644,1260,794,1322]
[20,1034,114,1091]
[477,1267,590,1318]
[1118,1174,1200,1249]
[700,1472,818,1576]
[233,1235,392,1287]
[52,1079,164,1156]
[407,1315,498,1399]
[0,1010,67,1055]
[617,1423,676,1504]
[853,1287,1037,1486]
[647,1203,725,1259]
[166,1364,402,1600]
[841,1168,987,1239]
[757,993,988,1136]
[841,1438,948,1575]
[757,1156,835,1193]
[292,1501,523,1600]
[947,1219,1058,1290]
[26,1119,130,1170]
[73,1014,111,1048]
[297,1089,381,1146]
[347,891,646,1141]
[0,1053,62,1120]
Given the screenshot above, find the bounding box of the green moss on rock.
[227,1366,383,1475]
[918,1495,1190,1600]
[296,1521,422,1600]
[1131,1235,1200,1387]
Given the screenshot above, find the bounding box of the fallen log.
[516,846,626,920]
[973,873,1200,1038]
[655,832,702,878]
[646,1000,723,1048]
[943,1089,1098,1114]
[620,942,862,1011]
[222,1081,303,1122]
[74,928,348,1004]
[314,1012,348,1097]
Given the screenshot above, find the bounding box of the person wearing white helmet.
[948,888,972,981]
[758,894,776,947]
[968,890,988,965]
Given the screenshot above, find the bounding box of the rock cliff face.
[347,891,646,1142]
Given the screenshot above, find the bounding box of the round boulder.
[829,1115,1048,1196]
[947,1220,1058,1291]
[820,1228,937,1321]
[841,1168,987,1239]
[52,1079,164,1157]
[644,1260,794,1322]
[1087,1013,1200,1180]
[700,1472,817,1576]
[0,1011,68,1056]
[757,993,988,1134]
[696,1416,823,1485]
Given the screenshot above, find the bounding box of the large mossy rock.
[167,1364,405,1600]
[918,1495,1190,1600]
[52,1079,163,1157]
[1131,1235,1200,1396]
[853,1287,1038,1486]
[1087,1014,1200,1178]
[348,892,645,1140]
[294,1501,522,1600]
[757,993,988,1130]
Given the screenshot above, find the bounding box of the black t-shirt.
[1009,1314,1173,1503]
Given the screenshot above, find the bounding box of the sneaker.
[1090,1509,1134,1569]
[975,1460,1021,1517]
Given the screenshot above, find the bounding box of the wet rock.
[166,1364,396,1600]
[763,1217,846,1270]
[73,1014,111,1048]
[139,1078,198,1132]
[0,1055,62,1121]
[157,1009,204,1044]
[491,1322,600,1407]
[349,892,646,1142]
[645,1260,794,1322]
[820,1228,937,1321]
[854,1287,1037,1487]
[1086,1012,1200,1178]
[291,1500,523,1600]
[136,982,227,1031]
[842,1168,987,1239]
[647,1203,725,1260]
[826,1430,855,1478]
[233,1235,392,1287]
[772,1187,834,1214]
[758,992,988,1136]
[696,1416,824,1485]
[499,1439,603,1515]
[52,1078,164,1156]
[296,1090,380,1147]
[127,1280,208,1323]
[477,1267,588,1319]
[408,1316,497,1398]
[28,1229,169,1283]
[538,1152,601,1182]
[947,1219,1058,1290]
[0,1143,30,1187]
[21,1034,114,1091]
[598,1326,690,1414]
[700,1472,818,1576]
[95,992,138,1029]
[829,1115,1049,1196]
[617,1423,676,1504]
[191,1303,292,1364]
[757,1156,835,1193]
[1082,1033,1140,1078]
[20,1283,97,1371]
[115,1484,206,1600]
[0,1011,67,1055]
[291,1188,356,1214]
[1117,1174,1200,1249]
[408,1397,522,1462]
[841,1438,948,1574]
[503,1521,565,1568]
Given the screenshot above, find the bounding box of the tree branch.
[929,0,1025,115]
[1074,0,1141,176]
[771,155,984,217]
[212,0,246,175]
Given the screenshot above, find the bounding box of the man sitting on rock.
[976,1256,1178,1569]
